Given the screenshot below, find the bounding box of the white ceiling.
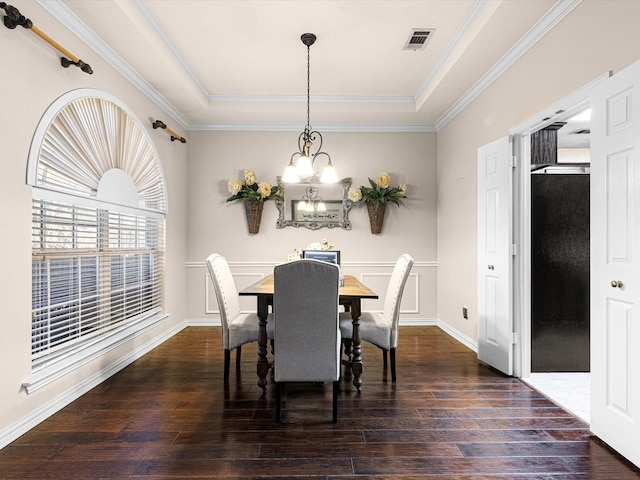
[46,0,577,131]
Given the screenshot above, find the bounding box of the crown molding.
[37,0,582,134]
[187,122,436,133]
[37,0,190,129]
[435,0,583,130]
[414,0,491,105]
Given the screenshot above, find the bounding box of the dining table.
[239,273,378,393]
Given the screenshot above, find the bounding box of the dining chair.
[206,253,272,385]
[340,253,414,382]
[273,259,341,423]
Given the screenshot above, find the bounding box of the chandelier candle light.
[282,33,338,184]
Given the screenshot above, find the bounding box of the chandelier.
[297,186,326,212]
[282,33,338,184]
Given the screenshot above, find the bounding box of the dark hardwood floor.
[1,326,639,479]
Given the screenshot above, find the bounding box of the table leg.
[350,299,363,393]
[256,295,270,393]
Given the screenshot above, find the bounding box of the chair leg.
[382,348,388,369]
[343,339,352,362]
[275,382,282,423]
[390,348,397,382]
[332,380,339,424]
[236,345,242,372]
[224,349,231,384]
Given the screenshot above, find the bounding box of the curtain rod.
[1,2,93,74]
[152,120,187,143]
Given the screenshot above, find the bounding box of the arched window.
[26,89,167,391]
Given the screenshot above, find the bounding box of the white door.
[591,60,640,467]
[477,136,513,375]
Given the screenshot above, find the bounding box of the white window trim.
[27,89,168,393]
[23,312,169,394]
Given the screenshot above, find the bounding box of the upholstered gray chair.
[273,259,341,423]
[206,253,272,384]
[340,253,414,382]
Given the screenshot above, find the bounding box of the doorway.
[526,117,591,423]
[510,74,609,424]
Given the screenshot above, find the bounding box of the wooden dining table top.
[239,273,378,299]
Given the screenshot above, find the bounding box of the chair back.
[273,259,341,383]
[383,253,414,348]
[205,253,241,349]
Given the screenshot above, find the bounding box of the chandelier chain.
[306,43,311,136]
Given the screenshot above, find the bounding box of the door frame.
[509,73,610,379]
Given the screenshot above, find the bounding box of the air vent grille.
[571,129,591,135]
[404,29,434,51]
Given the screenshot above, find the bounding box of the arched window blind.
[27,90,167,380]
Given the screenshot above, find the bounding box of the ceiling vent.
[571,129,591,135]
[404,29,434,51]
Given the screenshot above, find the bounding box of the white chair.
[340,253,414,382]
[273,259,341,423]
[206,253,272,385]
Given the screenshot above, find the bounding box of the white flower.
[348,188,362,202]
[398,184,406,194]
[227,178,242,195]
[243,169,257,186]
[320,238,334,250]
[377,172,391,189]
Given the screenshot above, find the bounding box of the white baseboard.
[1,316,477,450]
[187,318,220,326]
[0,321,187,450]
[187,317,439,327]
[186,317,476,352]
[436,319,478,352]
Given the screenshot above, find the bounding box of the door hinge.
[511,155,518,168]
[511,332,518,345]
[510,244,519,256]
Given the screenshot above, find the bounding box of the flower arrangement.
[288,239,334,262]
[349,172,407,209]
[226,169,279,202]
[306,238,334,251]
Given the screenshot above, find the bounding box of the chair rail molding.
[190,259,438,327]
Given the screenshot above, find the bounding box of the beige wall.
[3,0,640,449]
[0,1,188,437]
[437,0,640,341]
[186,130,438,322]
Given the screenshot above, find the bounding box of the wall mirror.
[276,177,353,230]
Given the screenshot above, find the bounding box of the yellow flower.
[243,169,257,186]
[377,172,391,189]
[227,178,242,195]
[348,188,362,202]
[398,184,406,194]
[258,181,271,198]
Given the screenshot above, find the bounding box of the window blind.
[35,96,167,212]
[31,198,164,370]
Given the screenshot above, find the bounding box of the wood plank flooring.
[1,326,639,479]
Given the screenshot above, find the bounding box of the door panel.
[477,136,512,375]
[606,299,631,416]
[591,59,640,467]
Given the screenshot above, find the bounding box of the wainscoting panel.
[360,272,419,314]
[187,260,437,323]
[204,272,267,315]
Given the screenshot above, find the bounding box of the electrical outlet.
[462,306,468,319]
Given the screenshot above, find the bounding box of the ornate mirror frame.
[276,177,353,230]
